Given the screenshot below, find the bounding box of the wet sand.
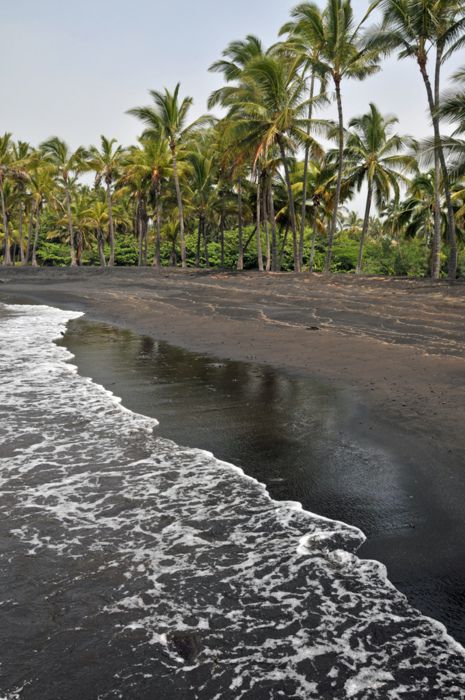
[1,267,465,640]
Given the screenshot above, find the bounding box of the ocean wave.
[0,303,464,699]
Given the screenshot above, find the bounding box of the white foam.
[1,302,465,699]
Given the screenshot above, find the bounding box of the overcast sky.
[3,0,462,150]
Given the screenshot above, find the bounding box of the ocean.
[1,303,464,699]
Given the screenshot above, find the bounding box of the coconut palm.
[436,67,465,178]
[122,136,172,267]
[279,2,328,268]
[344,103,415,273]
[82,199,109,267]
[0,134,31,265]
[28,165,55,266]
[294,0,380,271]
[367,0,465,279]
[40,137,86,267]
[220,54,323,271]
[86,136,124,267]
[128,84,212,268]
[208,35,265,108]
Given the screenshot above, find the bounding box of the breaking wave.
[0,303,464,699]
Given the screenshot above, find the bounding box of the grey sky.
[3,0,462,150]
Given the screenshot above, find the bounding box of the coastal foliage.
[1,0,465,278]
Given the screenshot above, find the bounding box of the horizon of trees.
[1,0,465,279]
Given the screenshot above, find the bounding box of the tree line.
[1,0,465,278]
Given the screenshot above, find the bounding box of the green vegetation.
[1,0,465,278]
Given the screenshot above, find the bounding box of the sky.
[3,1,463,151]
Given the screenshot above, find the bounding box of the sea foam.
[0,303,464,699]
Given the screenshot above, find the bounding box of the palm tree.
[208,35,265,108]
[122,136,171,268]
[367,0,465,279]
[83,199,109,267]
[40,137,85,267]
[128,84,211,268]
[0,134,31,265]
[28,165,55,266]
[280,2,328,269]
[398,172,445,244]
[344,103,415,273]
[297,0,380,272]
[436,67,465,178]
[86,136,124,267]
[220,54,322,271]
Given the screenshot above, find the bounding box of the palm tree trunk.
[32,208,41,267]
[153,188,162,268]
[309,209,318,273]
[237,177,244,271]
[256,179,264,272]
[357,179,373,274]
[300,70,316,269]
[418,55,457,280]
[18,202,25,265]
[76,231,83,266]
[278,138,300,272]
[137,203,143,267]
[25,211,33,265]
[431,46,443,280]
[220,193,225,269]
[106,182,116,267]
[172,150,186,268]
[1,181,11,266]
[66,186,77,267]
[97,229,106,267]
[203,216,210,266]
[268,179,279,272]
[325,77,344,272]
[263,183,271,272]
[279,225,290,268]
[195,216,202,267]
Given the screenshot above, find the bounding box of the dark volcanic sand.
[1,267,465,642]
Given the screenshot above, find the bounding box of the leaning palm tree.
[40,137,86,267]
[128,84,212,268]
[367,0,465,279]
[86,136,124,267]
[344,103,415,273]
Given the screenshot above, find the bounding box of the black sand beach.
[1,267,465,643]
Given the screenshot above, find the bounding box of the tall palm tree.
[220,54,322,271]
[86,136,124,267]
[280,2,328,268]
[0,134,31,266]
[298,0,380,271]
[122,136,171,268]
[288,0,379,271]
[11,141,32,265]
[128,84,211,268]
[367,0,465,279]
[28,164,55,266]
[344,103,415,273]
[40,137,85,267]
[208,35,265,108]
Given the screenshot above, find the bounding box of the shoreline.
[2,267,465,639]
